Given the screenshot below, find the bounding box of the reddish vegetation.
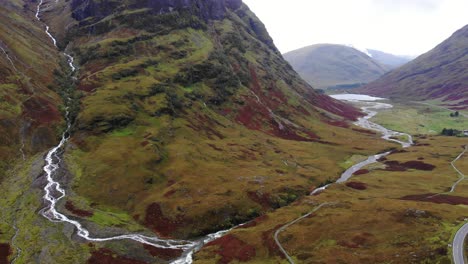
[295,106,311,116]
[78,82,99,92]
[207,143,223,151]
[87,248,148,264]
[338,233,373,248]
[353,169,369,176]
[140,141,149,147]
[403,161,436,171]
[143,244,183,260]
[237,215,269,229]
[236,67,320,142]
[323,119,349,128]
[166,179,176,187]
[22,96,61,124]
[383,161,407,171]
[0,243,11,264]
[144,203,186,237]
[383,160,435,171]
[313,93,362,121]
[247,191,272,209]
[187,114,225,140]
[65,201,93,217]
[268,121,318,142]
[261,226,284,258]
[401,194,468,205]
[205,234,256,263]
[352,128,376,135]
[414,143,430,147]
[163,189,177,198]
[346,182,367,190]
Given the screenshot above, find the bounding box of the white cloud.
[242,0,468,56]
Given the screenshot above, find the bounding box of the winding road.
[451,145,468,264]
[278,95,414,262]
[274,203,334,264]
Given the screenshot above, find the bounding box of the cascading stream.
[34,1,240,263]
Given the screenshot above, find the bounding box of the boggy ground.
[195,136,468,263]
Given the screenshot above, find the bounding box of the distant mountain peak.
[345,44,373,57]
[283,43,389,90]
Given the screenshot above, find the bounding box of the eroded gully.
[34,1,237,263]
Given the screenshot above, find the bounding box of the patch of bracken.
[346,182,367,190]
[87,248,148,264]
[205,234,256,263]
[143,244,183,260]
[0,243,11,264]
[401,193,468,205]
[144,203,187,237]
[65,201,93,217]
[353,169,369,176]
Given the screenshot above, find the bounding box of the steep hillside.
[361,24,468,110]
[0,0,65,180]
[0,1,397,263]
[283,44,389,90]
[367,49,412,69]
[60,0,374,237]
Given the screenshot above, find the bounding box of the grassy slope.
[0,0,64,180]
[361,24,468,109]
[283,44,389,89]
[60,3,393,241]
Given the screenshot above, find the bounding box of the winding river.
[275,94,415,264]
[311,94,413,195]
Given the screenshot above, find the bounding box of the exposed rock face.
[71,0,243,22]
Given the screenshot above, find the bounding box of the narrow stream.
[311,95,413,195]
[34,1,239,263]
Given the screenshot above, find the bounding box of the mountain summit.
[284,44,390,90]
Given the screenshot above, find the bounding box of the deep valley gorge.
[0,0,467,263]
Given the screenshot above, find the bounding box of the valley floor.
[194,99,468,264]
[0,99,467,264]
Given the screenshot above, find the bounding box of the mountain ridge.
[360,24,468,109]
[283,43,390,90]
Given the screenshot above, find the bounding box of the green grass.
[371,102,468,135]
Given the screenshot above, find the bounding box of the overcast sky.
[242,0,468,56]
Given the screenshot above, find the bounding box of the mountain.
[367,49,412,69]
[361,24,468,109]
[0,1,65,180]
[0,0,399,263]
[283,44,390,90]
